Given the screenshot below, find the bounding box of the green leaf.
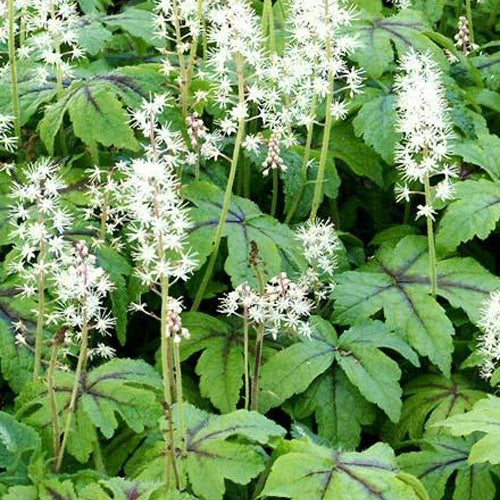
[17,359,162,463]
[77,21,113,55]
[330,123,384,185]
[409,0,445,23]
[103,8,160,46]
[435,395,500,465]
[452,133,500,180]
[384,374,486,444]
[260,318,412,422]
[184,181,307,288]
[261,440,426,499]
[352,93,399,164]
[0,412,41,487]
[127,404,285,500]
[181,313,244,413]
[333,235,500,375]
[398,436,497,500]
[292,368,376,450]
[437,179,500,252]
[335,322,407,422]
[68,83,139,150]
[350,10,445,78]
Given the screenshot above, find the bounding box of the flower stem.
[160,277,181,490]
[243,307,250,410]
[55,310,89,472]
[250,325,264,412]
[309,86,333,221]
[48,330,63,467]
[465,0,475,45]
[191,54,246,311]
[7,0,21,141]
[33,242,47,380]
[424,174,437,297]
[173,341,187,457]
[271,169,278,217]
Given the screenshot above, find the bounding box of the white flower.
[0,114,17,152]
[477,291,500,380]
[415,204,437,221]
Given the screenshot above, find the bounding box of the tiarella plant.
[0,1,499,499]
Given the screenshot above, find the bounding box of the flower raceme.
[477,291,500,380]
[394,49,459,213]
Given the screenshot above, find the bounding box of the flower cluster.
[22,0,83,79]
[477,291,500,380]
[121,96,197,288]
[49,241,115,347]
[219,272,313,339]
[257,0,362,131]
[394,50,458,219]
[455,16,477,56]
[7,159,72,296]
[84,166,125,248]
[0,114,17,152]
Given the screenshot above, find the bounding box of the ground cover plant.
[0,0,499,498]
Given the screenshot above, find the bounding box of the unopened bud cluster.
[262,130,286,176]
[455,16,476,56]
[186,112,208,150]
[166,298,191,344]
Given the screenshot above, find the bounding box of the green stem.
[424,174,437,297]
[285,106,316,224]
[243,308,250,410]
[33,242,47,380]
[171,0,189,117]
[465,0,475,45]
[7,0,21,141]
[56,310,89,472]
[160,277,181,490]
[173,341,186,457]
[93,439,106,475]
[47,336,61,467]
[250,325,264,412]
[309,88,333,221]
[271,169,278,217]
[264,0,276,52]
[191,55,246,311]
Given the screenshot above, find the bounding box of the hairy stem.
[7,0,21,141]
[173,341,187,456]
[424,174,437,297]
[271,169,278,217]
[55,310,89,472]
[160,277,181,490]
[33,241,47,380]
[310,86,333,221]
[47,336,61,466]
[191,54,246,311]
[465,0,475,45]
[250,325,265,412]
[243,307,250,410]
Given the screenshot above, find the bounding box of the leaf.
[127,404,285,500]
[435,395,500,465]
[261,440,426,499]
[184,181,307,288]
[103,8,160,46]
[333,235,500,375]
[0,412,41,487]
[398,436,497,500]
[436,179,500,252]
[38,65,164,154]
[17,359,162,463]
[350,10,445,78]
[335,322,407,422]
[67,83,139,150]
[77,20,113,55]
[181,312,244,413]
[384,374,486,444]
[260,317,413,422]
[79,478,172,500]
[452,133,500,180]
[292,368,376,450]
[352,93,399,164]
[330,123,384,185]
